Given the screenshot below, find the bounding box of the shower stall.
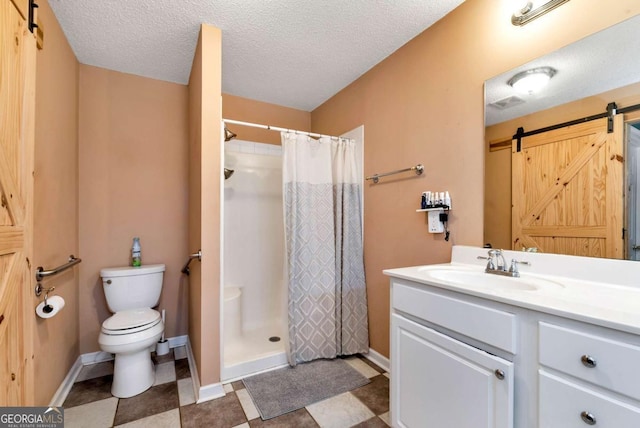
[221,139,288,381]
[220,124,365,381]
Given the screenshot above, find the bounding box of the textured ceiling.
[48,0,465,111]
[485,14,640,126]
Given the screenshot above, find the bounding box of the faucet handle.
[477,255,495,270]
[509,259,531,274]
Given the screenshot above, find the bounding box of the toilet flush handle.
[106,279,112,285]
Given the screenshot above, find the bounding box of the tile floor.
[63,346,390,428]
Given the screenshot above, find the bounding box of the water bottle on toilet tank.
[132,237,142,267]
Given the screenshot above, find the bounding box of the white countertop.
[384,246,640,335]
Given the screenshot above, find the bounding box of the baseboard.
[49,356,83,407]
[184,338,225,403]
[168,335,188,348]
[363,348,390,373]
[184,339,201,400]
[196,382,225,404]
[81,351,114,365]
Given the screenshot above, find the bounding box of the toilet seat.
[102,308,161,335]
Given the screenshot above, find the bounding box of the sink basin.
[420,268,564,292]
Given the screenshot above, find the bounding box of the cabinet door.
[391,314,513,428]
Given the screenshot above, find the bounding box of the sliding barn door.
[512,116,624,258]
[0,0,36,405]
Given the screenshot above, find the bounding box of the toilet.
[98,264,165,398]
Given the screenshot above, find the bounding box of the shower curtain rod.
[223,118,354,142]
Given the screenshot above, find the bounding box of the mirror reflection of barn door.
[512,116,624,259]
[0,0,36,405]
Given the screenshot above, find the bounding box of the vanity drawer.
[539,322,640,400]
[392,280,516,353]
[539,371,640,428]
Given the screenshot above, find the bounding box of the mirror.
[484,14,640,259]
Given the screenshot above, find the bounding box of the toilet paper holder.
[34,282,54,297]
[37,286,56,314]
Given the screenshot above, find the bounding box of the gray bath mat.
[242,358,370,420]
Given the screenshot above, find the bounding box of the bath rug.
[242,358,370,420]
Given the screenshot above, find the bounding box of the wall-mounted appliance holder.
[417,206,451,234]
[417,195,451,240]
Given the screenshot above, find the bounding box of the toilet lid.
[102,308,161,333]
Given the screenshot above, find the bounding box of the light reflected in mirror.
[484,14,640,260]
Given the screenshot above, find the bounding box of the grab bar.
[36,255,82,282]
[181,250,202,276]
[366,164,424,184]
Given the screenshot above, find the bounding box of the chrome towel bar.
[36,255,82,282]
[366,164,424,184]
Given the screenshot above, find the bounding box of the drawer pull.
[581,355,597,368]
[580,411,596,425]
[494,369,505,380]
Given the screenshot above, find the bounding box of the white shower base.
[221,321,288,381]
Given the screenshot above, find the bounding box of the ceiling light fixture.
[508,67,557,94]
[512,0,571,26]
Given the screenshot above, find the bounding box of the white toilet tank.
[101,264,165,313]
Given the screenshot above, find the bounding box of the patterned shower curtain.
[282,132,369,366]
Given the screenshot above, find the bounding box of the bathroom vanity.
[384,246,640,428]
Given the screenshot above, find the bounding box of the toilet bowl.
[224,287,242,342]
[98,264,166,398]
[99,308,164,398]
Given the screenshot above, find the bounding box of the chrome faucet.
[477,249,530,278]
[490,249,507,271]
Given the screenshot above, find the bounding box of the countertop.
[384,246,640,335]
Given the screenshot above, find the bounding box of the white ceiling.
[485,13,640,126]
[48,0,465,112]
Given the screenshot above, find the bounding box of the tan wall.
[485,81,640,250]
[222,94,311,144]
[78,66,189,354]
[188,24,222,386]
[188,27,204,385]
[32,0,79,405]
[311,0,640,357]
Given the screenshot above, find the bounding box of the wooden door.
[512,116,624,258]
[0,0,36,405]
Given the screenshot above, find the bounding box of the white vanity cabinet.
[390,279,515,428]
[386,245,640,428]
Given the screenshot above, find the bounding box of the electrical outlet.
[428,211,445,233]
